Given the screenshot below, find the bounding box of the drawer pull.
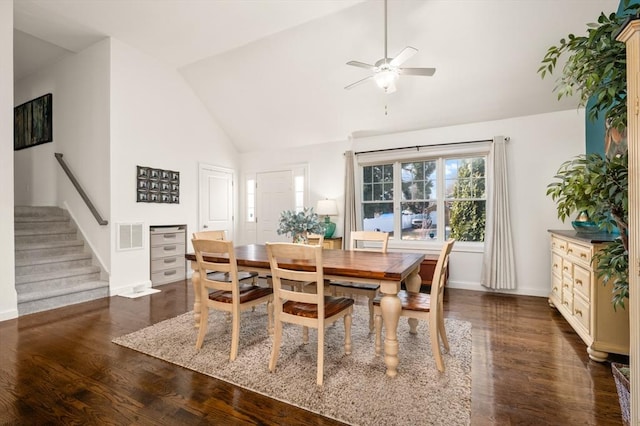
[563,284,569,288]
[567,248,573,253]
[580,253,587,259]
[164,258,177,264]
[553,263,558,268]
[563,301,569,306]
[163,245,176,251]
[164,270,177,276]
[574,309,583,317]
[563,266,569,271]
[164,234,176,239]
[575,279,583,286]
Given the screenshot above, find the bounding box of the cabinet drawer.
[152,255,184,272]
[151,243,185,259]
[151,266,186,285]
[561,259,573,279]
[567,242,591,265]
[551,274,562,299]
[551,253,563,277]
[562,288,573,312]
[573,265,591,301]
[151,231,185,246]
[573,294,590,334]
[562,275,573,294]
[551,236,568,252]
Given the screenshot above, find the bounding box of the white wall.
[0,0,17,321]
[109,38,240,294]
[240,109,585,297]
[14,39,112,272]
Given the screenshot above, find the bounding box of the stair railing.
[54,153,108,226]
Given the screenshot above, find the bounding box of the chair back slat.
[193,230,226,240]
[308,233,325,246]
[350,231,389,253]
[267,243,325,306]
[192,238,238,293]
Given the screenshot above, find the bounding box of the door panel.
[256,170,293,244]
[199,165,233,240]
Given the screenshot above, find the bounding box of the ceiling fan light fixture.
[375,69,399,92]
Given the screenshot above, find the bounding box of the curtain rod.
[354,138,497,156]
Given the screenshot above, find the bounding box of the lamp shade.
[316,199,338,216]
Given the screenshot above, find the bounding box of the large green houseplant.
[540,2,639,310]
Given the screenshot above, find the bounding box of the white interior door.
[256,170,293,243]
[199,164,234,239]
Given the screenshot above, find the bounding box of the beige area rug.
[113,305,471,425]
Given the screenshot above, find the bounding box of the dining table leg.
[190,260,201,328]
[379,281,402,378]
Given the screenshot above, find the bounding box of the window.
[246,178,255,222]
[359,150,487,243]
[294,175,305,213]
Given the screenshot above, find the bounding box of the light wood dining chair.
[266,242,354,386]
[329,231,389,331]
[266,234,325,293]
[373,239,454,372]
[192,238,273,360]
[193,230,258,284]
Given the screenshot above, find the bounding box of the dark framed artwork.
[14,93,53,151]
[137,166,179,204]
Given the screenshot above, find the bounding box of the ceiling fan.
[345,0,435,94]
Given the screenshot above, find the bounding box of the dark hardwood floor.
[0,280,626,425]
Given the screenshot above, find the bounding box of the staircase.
[14,206,109,316]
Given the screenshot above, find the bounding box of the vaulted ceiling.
[13,0,619,153]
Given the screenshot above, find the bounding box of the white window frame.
[356,142,490,250]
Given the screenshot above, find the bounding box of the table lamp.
[316,199,338,238]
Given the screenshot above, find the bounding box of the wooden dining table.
[185,244,425,378]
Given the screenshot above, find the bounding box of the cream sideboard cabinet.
[548,230,629,361]
[150,225,186,286]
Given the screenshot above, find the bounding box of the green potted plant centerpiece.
[277,208,325,244]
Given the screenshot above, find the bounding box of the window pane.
[246,179,255,222]
[362,203,394,235]
[363,183,372,201]
[363,166,372,183]
[362,163,394,236]
[401,202,437,240]
[445,200,486,242]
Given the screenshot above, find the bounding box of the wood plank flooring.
[0,280,627,425]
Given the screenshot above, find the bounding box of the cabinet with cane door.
[150,225,186,285]
[548,230,629,361]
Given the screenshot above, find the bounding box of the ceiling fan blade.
[346,61,377,71]
[344,75,374,90]
[399,67,436,76]
[390,46,417,67]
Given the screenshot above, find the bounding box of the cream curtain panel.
[343,151,357,249]
[481,136,517,290]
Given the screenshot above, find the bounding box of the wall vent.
[117,223,144,251]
